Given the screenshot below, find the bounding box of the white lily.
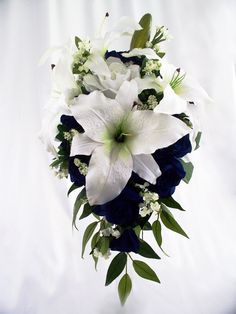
[39,98,70,156]
[83,56,140,98]
[90,16,142,56]
[154,61,212,115]
[39,39,81,105]
[51,44,81,105]
[70,81,190,205]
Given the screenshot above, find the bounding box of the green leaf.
[160,204,189,238]
[130,13,152,49]
[134,225,142,237]
[118,274,132,306]
[195,131,202,150]
[67,183,79,196]
[105,253,127,286]
[152,220,162,247]
[160,196,185,211]
[91,231,100,270]
[143,221,152,230]
[79,202,93,220]
[72,188,86,230]
[81,221,98,258]
[75,36,82,49]
[138,240,160,259]
[133,260,160,283]
[99,236,110,255]
[181,160,194,184]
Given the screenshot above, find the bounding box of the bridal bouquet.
[40,13,210,304]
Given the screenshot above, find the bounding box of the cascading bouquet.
[40,13,210,305]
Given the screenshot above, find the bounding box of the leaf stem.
[127,253,133,261]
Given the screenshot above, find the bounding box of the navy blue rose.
[105,50,144,67]
[60,115,84,133]
[130,135,192,198]
[154,134,192,159]
[93,186,142,226]
[110,229,140,253]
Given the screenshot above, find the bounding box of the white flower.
[90,16,142,56]
[39,98,70,155]
[70,80,189,205]
[155,61,212,115]
[83,56,140,98]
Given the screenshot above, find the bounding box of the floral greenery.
[41,13,209,305]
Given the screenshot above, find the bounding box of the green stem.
[127,253,133,261]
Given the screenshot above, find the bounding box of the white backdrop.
[1,1,236,313]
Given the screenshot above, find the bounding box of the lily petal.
[133,154,161,184]
[71,91,123,142]
[84,55,110,77]
[115,80,138,111]
[70,133,99,156]
[155,84,188,115]
[86,145,133,205]
[179,76,213,104]
[127,111,190,154]
[122,48,159,59]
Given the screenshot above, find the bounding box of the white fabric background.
[0,0,236,313]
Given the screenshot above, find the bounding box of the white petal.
[53,55,77,92]
[70,133,99,156]
[71,91,123,142]
[111,16,142,34]
[160,61,177,84]
[154,84,188,115]
[135,77,162,94]
[127,111,190,154]
[179,76,213,104]
[83,74,104,92]
[86,145,133,205]
[115,80,138,111]
[122,48,159,59]
[84,55,110,77]
[133,154,161,184]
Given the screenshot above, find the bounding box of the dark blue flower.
[153,134,192,160]
[105,50,144,67]
[110,229,140,253]
[68,155,90,187]
[93,186,142,226]
[150,157,186,197]
[60,115,84,132]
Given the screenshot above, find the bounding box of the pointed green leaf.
[72,188,86,230]
[195,131,202,150]
[81,221,98,258]
[160,196,185,211]
[118,274,132,306]
[105,253,127,286]
[91,231,100,270]
[181,160,194,184]
[130,13,152,49]
[75,36,82,49]
[99,236,110,255]
[160,204,189,238]
[79,202,93,220]
[134,225,142,237]
[138,240,160,259]
[152,220,162,247]
[143,221,152,230]
[133,260,160,283]
[67,183,79,196]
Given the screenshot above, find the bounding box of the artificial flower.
[70,80,190,205]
